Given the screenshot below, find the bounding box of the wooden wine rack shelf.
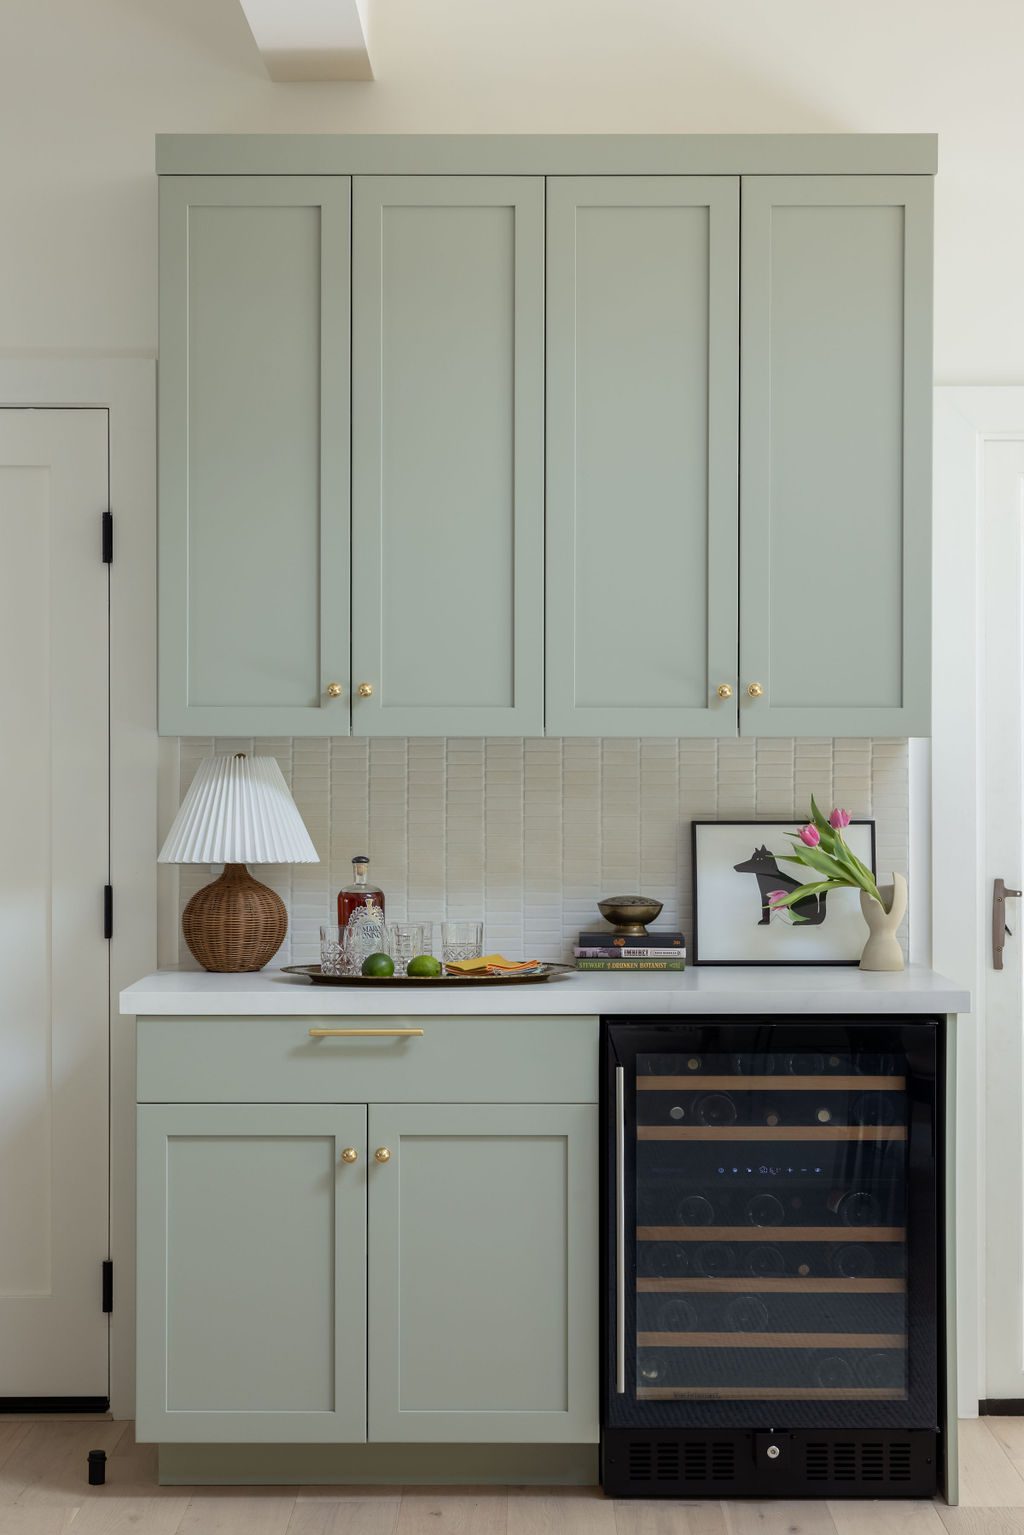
[638,1225,905,1243]
[637,1331,908,1349]
[636,1386,906,1401]
[637,1277,906,1293]
[637,1075,905,1092]
[637,1125,907,1141]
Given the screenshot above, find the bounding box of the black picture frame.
[691,818,878,966]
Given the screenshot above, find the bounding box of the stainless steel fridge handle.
[615,1064,626,1394]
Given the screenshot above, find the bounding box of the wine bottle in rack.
[827,1189,882,1226]
[859,1352,903,1388]
[746,1244,785,1278]
[784,1052,825,1075]
[759,1102,784,1127]
[746,1192,785,1227]
[637,1351,673,1385]
[724,1295,769,1331]
[645,1242,689,1278]
[851,1092,897,1126]
[675,1193,714,1226]
[829,1243,876,1278]
[656,1298,697,1332]
[815,1355,855,1389]
[693,1242,735,1277]
[695,1092,738,1126]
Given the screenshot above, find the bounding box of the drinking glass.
[441,920,484,965]
[386,922,432,976]
[320,923,358,977]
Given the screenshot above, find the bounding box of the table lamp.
[158,752,319,972]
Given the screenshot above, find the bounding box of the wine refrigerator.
[602,1018,944,1498]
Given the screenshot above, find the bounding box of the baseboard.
[0,1397,110,1413]
[980,1400,1024,1416]
[159,1442,599,1486]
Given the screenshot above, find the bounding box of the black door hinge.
[103,885,113,941]
[101,1261,113,1313]
[101,510,113,564]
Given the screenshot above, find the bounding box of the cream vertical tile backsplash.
[174,737,909,967]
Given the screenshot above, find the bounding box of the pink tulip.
[767,890,788,906]
[798,823,820,847]
[829,808,851,830]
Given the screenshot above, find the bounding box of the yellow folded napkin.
[445,953,541,975]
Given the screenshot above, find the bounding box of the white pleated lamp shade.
[158,754,320,865]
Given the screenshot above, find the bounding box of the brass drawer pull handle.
[308,1027,425,1038]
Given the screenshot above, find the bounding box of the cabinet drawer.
[137,1014,599,1104]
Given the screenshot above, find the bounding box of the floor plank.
[614,1499,729,1534]
[287,1498,400,1535]
[829,1499,948,1534]
[0,1511,78,1535]
[984,1421,1024,1475]
[4,1423,129,1508]
[939,1511,1024,1534]
[722,1502,838,1535]
[65,1495,191,1535]
[176,1489,297,1535]
[508,1485,615,1535]
[397,1485,507,1535]
[956,1422,1024,1509]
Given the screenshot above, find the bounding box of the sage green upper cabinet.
[545,177,740,737]
[136,1103,367,1443]
[158,176,351,736]
[351,177,545,736]
[739,175,933,737]
[367,1102,598,1443]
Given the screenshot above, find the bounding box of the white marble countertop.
[121,965,970,1017]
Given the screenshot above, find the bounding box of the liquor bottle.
[746,1192,785,1227]
[829,1243,875,1278]
[746,1244,785,1278]
[827,1189,881,1226]
[337,855,386,927]
[724,1295,769,1331]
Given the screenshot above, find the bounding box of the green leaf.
[768,879,843,910]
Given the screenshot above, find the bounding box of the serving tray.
[281,963,572,987]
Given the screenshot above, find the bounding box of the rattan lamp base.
[182,863,287,973]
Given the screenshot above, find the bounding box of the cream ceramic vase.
[858,873,907,972]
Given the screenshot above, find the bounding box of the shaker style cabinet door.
[739,175,933,736]
[545,177,740,736]
[351,177,545,735]
[136,1104,367,1443]
[158,176,351,735]
[367,1102,599,1443]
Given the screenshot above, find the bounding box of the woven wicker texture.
[182,863,287,972]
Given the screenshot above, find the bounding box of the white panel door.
[0,410,109,1397]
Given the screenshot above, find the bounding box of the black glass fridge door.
[604,1020,938,1430]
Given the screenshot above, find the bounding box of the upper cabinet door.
[158,176,351,736]
[545,177,740,737]
[739,175,933,737]
[351,177,545,736]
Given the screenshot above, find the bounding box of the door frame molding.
[0,358,156,1418]
[933,386,1024,1415]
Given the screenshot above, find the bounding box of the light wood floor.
[2,1418,1024,1534]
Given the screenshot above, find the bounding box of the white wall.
[0,0,1021,380]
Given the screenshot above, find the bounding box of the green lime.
[407,954,442,978]
[361,952,395,978]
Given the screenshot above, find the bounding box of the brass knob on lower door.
[716,683,733,700]
[747,682,764,699]
[326,682,342,699]
[340,1147,358,1164]
[357,683,374,699]
[374,1147,391,1163]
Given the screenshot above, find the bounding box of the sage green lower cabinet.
[136,1104,368,1444]
[739,174,933,736]
[367,1102,598,1443]
[545,176,740,737]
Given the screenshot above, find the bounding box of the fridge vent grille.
[805,1440,913,1483]
[626,1439,736,1485]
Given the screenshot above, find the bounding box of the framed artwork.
[691,819,877,966]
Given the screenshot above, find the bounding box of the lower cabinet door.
[367,1102,599,1443]
[136,1104,367,1443]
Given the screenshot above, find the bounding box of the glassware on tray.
[320,923,358,977]
[441,920,484,966]
[386,922,432,976]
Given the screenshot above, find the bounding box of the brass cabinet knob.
[747,682,764,699]
[357,683,374,698]
[326,682,342,699]
[374,1147,391,1163]
[716,683,733,700]
[340,1147,358,1164]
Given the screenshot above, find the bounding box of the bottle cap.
[352,855,369,865]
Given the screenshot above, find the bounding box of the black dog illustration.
[733,845,829,926]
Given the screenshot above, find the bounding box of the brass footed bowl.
[597,896,664,937]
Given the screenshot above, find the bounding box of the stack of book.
[573,931,686,971]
